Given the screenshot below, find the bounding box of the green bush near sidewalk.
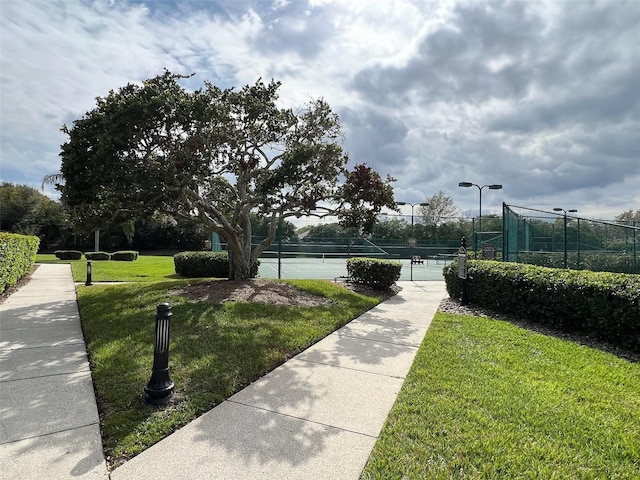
[347,257,402,290]
[174,251,259,278]
[444,260,640,352]
[0,232,39,293]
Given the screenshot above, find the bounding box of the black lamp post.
[85,260,92,286]
[553,208,578,268]
[396,201,429,281]
[144,303,175,406]
[458,182,502,253]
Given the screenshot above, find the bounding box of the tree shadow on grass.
[80,281,377,468]
[439,297,640,363]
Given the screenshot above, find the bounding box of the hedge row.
[54,250,138,261]
[444,260,640,352]
[0,232,40,294]
[346,257,402,290]
[174,251,259,278]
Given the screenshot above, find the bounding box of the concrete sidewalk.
[111,280,447,480]
[0,265,447,479]
[0,264,108,480]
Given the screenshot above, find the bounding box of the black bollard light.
[85,260,92,286]
[143,303,175,406]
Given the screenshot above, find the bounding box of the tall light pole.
[396,201,430,230]
[397,201,429,281]
[553,208,578,268]
[458,182,502,253]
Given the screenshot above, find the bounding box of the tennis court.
[257,253,449,281]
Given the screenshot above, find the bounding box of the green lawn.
[75,278,380,465]
[361,312,640,479]
[35,254,640,476]
[36,253,177,282]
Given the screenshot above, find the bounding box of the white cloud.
[1,0,638,218]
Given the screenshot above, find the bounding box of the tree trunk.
[228,250,251,280]
[226,214,253,281]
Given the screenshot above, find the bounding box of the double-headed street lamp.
[553,207,578,269]
[458,182,502,252]
[397,201,429,281]
[396,201,429,229]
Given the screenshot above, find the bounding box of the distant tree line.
[0,183,69,249]
[0,183,299,252]
[296,191,477,245]
[3,182,637,254]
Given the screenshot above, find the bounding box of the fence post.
[277,219,282,279]
[459,236,469,305]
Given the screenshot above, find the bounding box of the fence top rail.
[506,204,640,231]
[259,251,390,258]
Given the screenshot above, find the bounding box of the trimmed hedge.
[347,257,402,290]
[444,260,640,352]
[111,251,138,261]
[54,250,82,260]
[174,251,259,278]
[85,251,111,261]
[54,250,138,261]
[0,232,40,294]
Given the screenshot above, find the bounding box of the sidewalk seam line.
[0,421,101,446]
[293,358,407,379]
[226,399,379,439]
[0,341,85,351]
[0,340,86,352]
[0,368,92,384]
[0,323,81,332]
[333,332,421,348]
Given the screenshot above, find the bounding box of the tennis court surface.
[257,255,449,281]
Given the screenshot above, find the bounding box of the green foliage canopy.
[59,71,396,279]
[0,182,68,248]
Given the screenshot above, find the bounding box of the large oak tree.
[59,71,396,280]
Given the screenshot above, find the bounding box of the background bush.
[85,251,111,261]
[347,257,402,290]
[174,251,259,278]
[444,260,640,352]
[54,250,82,260]
[111,251,138,261]
[0,232,40,293]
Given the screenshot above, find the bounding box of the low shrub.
[54,250,82,260]
[347,257,402,290]
[85,251,111,261]
[112,251,138,261]
[443,260,640,352]
[174,251,259,278]
[0,232,40,294]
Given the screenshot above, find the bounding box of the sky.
[1,0,639,224]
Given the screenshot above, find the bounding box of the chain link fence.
[503,203,639,273]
